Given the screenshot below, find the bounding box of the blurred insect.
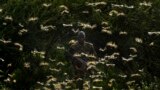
[18,29,28,35]
[0,39,12,44]
[18,23,24,27]
[72,28,79,34]
[149,42,154,46]
[56,46,65,50]
[4,16,13,21]
[106,64,115,67]
[99,47,106,52]
[138,68,144,73]
[0,58,5,62]
[148,31,160,35]
[82,10,89,14]
[40,24,55,31]
[135,37,143,43]
[118,74,127,78]
[126,80,135,85]
[42,3,52,7]
[139,1,152,6]
[0,8,2,12]
[14,43,23,51]
[85,2,107,7]
[122,57,133,62]
[63,23,73,27]
[131,73,141,77]
[28,17,38,21]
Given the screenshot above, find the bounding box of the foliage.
[0,0,160,90]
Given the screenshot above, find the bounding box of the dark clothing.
[69,41,97,89]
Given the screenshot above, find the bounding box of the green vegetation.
[0,0,160,89]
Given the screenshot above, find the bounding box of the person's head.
[77,31,86,44]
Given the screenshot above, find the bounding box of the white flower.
[85,2,106,7]
[24,62,30,68]
[40,62,49,66]
[14,43,23,51]
[148,31,160,35]
[0,8,3,13]
[82,10,89,14]
[101,27,112,34]
[119,31,128,35]
[0,39,12,44]
[101,21,108,26]
[4,16,13,21]
[40,24,55,31]
[59,5,68,10]
[139,1,152,7]
[18,29,28,35]
[42,3,52,7]
[28,17,38,21]
[62,23,73,27]
[106,41,118,48]
[135,37,143,43]
[109,10,118,16]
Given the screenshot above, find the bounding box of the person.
[68,31,97,89]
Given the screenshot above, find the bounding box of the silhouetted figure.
[68,31,97,89]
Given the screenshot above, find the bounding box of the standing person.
[68,31,97,89]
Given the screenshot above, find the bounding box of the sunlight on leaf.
[85,2,107,7]
[4,16,13,21]
[0,39,12,44]
[119,31,128,35]
[61,10,69,14]
[56,46,65,50]
[106,64,115,67]
[68,39,76,45]
[72,28,79,34]
[112,4,134,9]
[93,86,103,90]
[122,57,133,62]
[59,5,68,10]
[95,9,102,12]
[0,8,3,13]
[63,23,73,27]
[108,78,115,87]
[106,41,118,48]
[2,22,7,26]
[139,1,152,6]
[101,27,112,34]
[18,23,24,27]
[101,21,108,26]
[118,74,127,78]
[39,62,49,66]
[149,42,154,46]
[131,73,141,77]
[135,37,143,43]
[24,62,30,68]
[130,47,137,53]
[4,78,11,83]
[126,80,135,85]
[18,29,28,36]
[56,62,65,66]
[28,17,38,21]
[0,58,5,62]
[78,22,97,29]
[40,24,55,31]
[82,10,89,14]
[42,3,52,8]
[7,63,12,67]
[148,31,160,35]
